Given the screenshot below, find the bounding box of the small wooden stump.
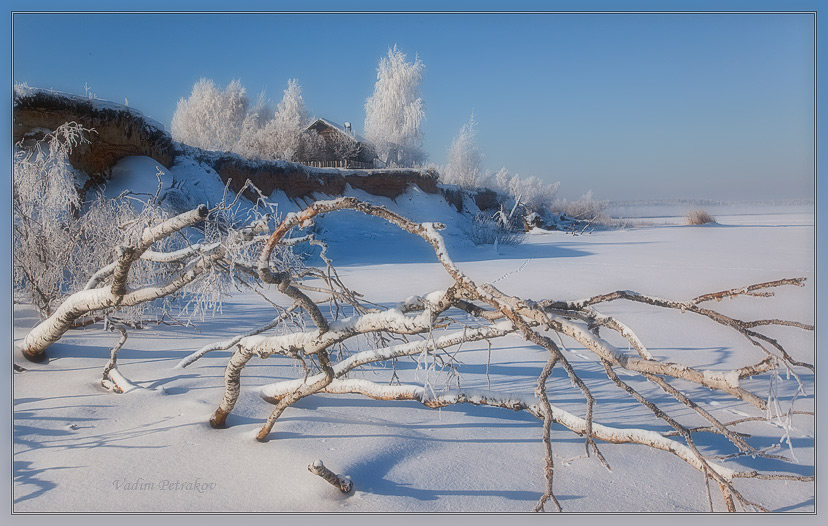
[308,459,353,494]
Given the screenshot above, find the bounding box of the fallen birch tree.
[211,197,815,512]
[18,196,814,512]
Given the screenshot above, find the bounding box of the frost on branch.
[19,197,813,512]
[17,178,284,363]
[207,198,813,512]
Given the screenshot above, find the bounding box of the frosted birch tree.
[442,113,485,189]
[171,79,249,152]
[234,91,275,159]
[267,79,311,161]
[364,45,426,167]
[245,78,319,162]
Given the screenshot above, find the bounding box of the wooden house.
[302,118,376,169]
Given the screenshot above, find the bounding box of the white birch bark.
[21,206,212,361]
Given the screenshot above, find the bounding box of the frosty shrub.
[517,177,561,211]
[18,177,298,362]
[13,122,88,317]
[493,167,561,212]
[464,212,524,246]
[13,122,246,323]
[12,124,167,319]
[364,45,427,167]
[491,171,619,229]
[171,79,249,152]
[550,191,608,220]
[442,114,486,190]
[687,209,717,225]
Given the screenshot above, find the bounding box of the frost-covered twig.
[174,305,298,369]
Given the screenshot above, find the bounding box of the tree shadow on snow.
[343,444,582,505]
[687,432,814,477]
[774,497,814,512]
[14,460,78,505]
[305,234,593,267]
[14,410,192,459]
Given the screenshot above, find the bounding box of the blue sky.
[12,10,815,201]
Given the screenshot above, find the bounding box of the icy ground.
[12,158,814,512]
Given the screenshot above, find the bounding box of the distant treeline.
[607,198,814,207]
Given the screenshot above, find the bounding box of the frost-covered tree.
[270,79,311,161]
[171,77,323,162]
[442,114,486,190]
[13,124,186,320]
[13,123,86,317]
[234,91,275,159]
[251,79,316,162]
[171,79,249,152]
[364,45,426,167]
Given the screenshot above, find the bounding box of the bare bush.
[464,212,524,246]
[687,209,717,225]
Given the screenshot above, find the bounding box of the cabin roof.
[307,117,370,145]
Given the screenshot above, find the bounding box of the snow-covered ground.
[13,157,814,512]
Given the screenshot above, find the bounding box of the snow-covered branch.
[20,205,214,362]
[17,194,812,512]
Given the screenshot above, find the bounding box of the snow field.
[13,156,814,512]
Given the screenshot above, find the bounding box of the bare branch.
[308,460,353,494]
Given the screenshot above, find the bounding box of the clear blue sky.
[12,10,815,201]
